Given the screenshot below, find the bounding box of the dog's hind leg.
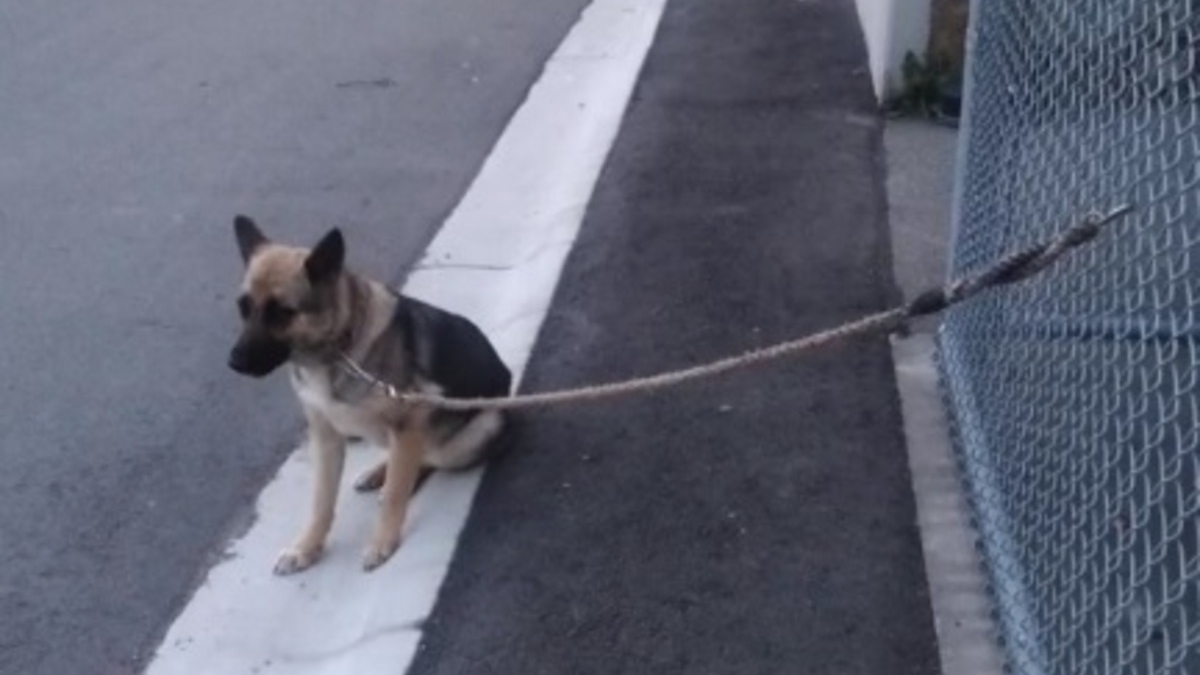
[425,410,508,471]
[353,461,387,492]
[354,461,434,494]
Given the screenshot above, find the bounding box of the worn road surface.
[0,1,588,672]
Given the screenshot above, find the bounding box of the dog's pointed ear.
[233,215,269,264]
[305,228,345,284]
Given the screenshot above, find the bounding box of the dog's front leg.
[274,408,346,575]
[362,415,426,571]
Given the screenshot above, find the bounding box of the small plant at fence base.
[886,50,961,122]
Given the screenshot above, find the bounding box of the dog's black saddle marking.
[392,295,513,404]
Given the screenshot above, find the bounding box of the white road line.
[144,1,667,674]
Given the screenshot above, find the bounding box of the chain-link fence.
[936,1,1200,674]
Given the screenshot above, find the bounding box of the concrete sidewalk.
[885,118,1006,675]
[408,0,941,673]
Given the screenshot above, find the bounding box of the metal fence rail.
[937,1,1200,674]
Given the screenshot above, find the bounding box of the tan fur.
[353,462,387,492]
[351,408,505,494]
[273,407,346,574]
[232,219,509,575]
[364,418,429,570]
[275,275,417,574]
[236,230,504,576]
[243,247,307,314]
[426,409,505,470]
[241,244,367,353]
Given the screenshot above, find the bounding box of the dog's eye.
[263,299,297,327]
[237,295,252,319]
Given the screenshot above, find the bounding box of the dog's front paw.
[361,536,401,572]
[274,544,323,576]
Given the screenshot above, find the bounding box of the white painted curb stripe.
[144,1,666,674]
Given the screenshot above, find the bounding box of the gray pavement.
[885,119,957,310]
[0,2,590,673]
[408,1,940,673]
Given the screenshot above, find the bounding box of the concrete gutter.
[884,118,1006,675]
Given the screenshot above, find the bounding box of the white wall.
[853,0,931,102]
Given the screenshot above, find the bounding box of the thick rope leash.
[342,204,1132,411]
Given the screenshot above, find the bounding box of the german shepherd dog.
[227,216,512,574]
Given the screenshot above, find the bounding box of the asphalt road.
[0,2,589,673]
[409,0,940,673]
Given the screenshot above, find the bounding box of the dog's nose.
[228,349,249,373]
[227,338,288,377]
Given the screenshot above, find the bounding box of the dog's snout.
[228,333,290,377]
[227,347,253,373]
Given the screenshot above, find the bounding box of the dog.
[227,215,513,574]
